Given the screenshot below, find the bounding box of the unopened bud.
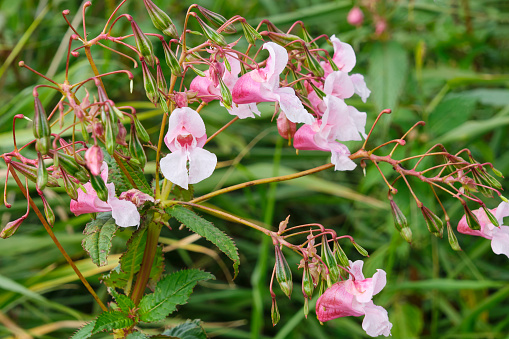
[143,0,178,38]
[93,122,104,137]
[85,146,104,176]
[142,60,158,106]
[421,206,444,237]
[104,113,116,155]
[241,21,263,45]
[116,120,128,146]
[446,221,461,251]
[277,112,296,141]
[162,41,182,76]
[271,298,280,326]
[1,216,26,239]
[89,171,109,202]
[36,152,48,191]
[174,92,188,108]
[197,6,236,33]
[275,246,293,298]
[400,227,413,243]
[131,20,155,67]
[195,16,227,46]
[375,19,387,36]
[347,7,364,27]
[129,126,147,168]
[119,189,155,207]
[33,96,51,154]
[42,197,55,227]
[321,236,339,282]
[134,116,150,143]
[463,204,481,230]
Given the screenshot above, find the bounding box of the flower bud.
[33,96,51,155]
[162,41,182,76]
[446,221,461,251]
[93,122,104,137]
[271,298,280,326]
[275,246,293,298]
[142,60,158,106]
[134,116,150,144]
[277,112,296,141]
[89,172,109,202]
[42,196,55,227]
[321,236,340,282]
[104,114,116,155]
[85,146,104,176]
[119,189,155,207]
[131,20,155,67]
[347,7,364,27]
[400,227,413,243]
[375,19,387,36]
[421,206,444,237]
[241,21,262,45]
[36,152,48,191]
[129,126,147,168]
[143,0,178,38]
[302,262,314,299]
[463,204,481,230]
[174,92,188,108]
[1,216,26,239]
[195,16,227,46]
[197,6,236,33]
[116,120,128,146]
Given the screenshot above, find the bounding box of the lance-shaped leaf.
[92,310,134,333]
[167,206,240,277]
[143,0,178,38]
[109,289,136,314]
[82,213,117,267]
[138,269,214,322]
[70,320,95,339]
[161,319,207,339]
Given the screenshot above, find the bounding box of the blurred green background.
[1,0,509,338]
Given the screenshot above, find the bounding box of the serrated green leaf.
[93,311,134,333]
[82,213,117,267]
[126,331,149,339]
[71,320,95,339]
[138,269,214,322]
[161,319,207,339]
[110,289,136,314]
[105,152,152,195]
[167,206,240,278]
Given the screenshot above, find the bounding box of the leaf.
[368,41,408,114]
[93,311,134,333]
[105,152,152,195]
[428,94,477,137]
[82,213,117,267]
[167,206,240,277]
[126,332,150,339]
[436,115,509,144]
[138,269,214,323]
[110,289,136,314]
[71,320,96,339]
[161,319,207,339]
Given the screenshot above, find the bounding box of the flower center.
[177,133,194,147]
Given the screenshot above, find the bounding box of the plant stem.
[130,216,163,305]
[8,167,107,311]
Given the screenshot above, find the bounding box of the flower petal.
[227,102,261,119]
[330,145,356,171]
[316,281,364,322]
[276,87,314,125]
[495,201,509,225]
[331,35,356,73]
[371,269,387,296]
[491,226,509,258]
[70,182,111,215]
[350,73,371,103]
[188,147,217,185]
[362,302,392,337]
[323,71,354,99]
[165,107,206,149]
[160,150,189,189]
[189,74,221,102]
[109,197,140,227]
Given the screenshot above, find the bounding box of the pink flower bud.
[1,216,26,239]
[119,189,155,207]
[116,121,128,146]
[174,92,189,108]
[347,7,364,27]
[375,19,387,36]
[85,145,104,176]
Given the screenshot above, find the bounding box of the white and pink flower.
[70,163,140,227]
[160,107,217,189]
[316,260,392,337]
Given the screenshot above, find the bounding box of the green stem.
[131,217,163,305]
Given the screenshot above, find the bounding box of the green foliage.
[70,321,95,339]
[93,310,134,333]
[82,213,117,267]
[110,289,136,314]
[167,206,240,278]
[138,269,214,322]
[161,319,207,339]
[106,153,152,195]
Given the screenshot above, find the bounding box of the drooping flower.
[160,107,217,189]
[316,260,392,337]
[457,202,509,258]
[232,42,314,124]
[70,163,140,227]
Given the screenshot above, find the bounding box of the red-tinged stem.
[8,167,107,311]
[204,116,239,145]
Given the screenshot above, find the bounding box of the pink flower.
[322,35,356,75]
[232,42,314,124]
[70,163,140,227]
[160,107,217,189]
[316,260,392,337]
[347,7,364,27]
[85,145,104,176]
[457,202,509,258]
[350,74,371,103]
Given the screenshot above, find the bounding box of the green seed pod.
[104,115,116,155]
[275,246,293,298]
[33,96,51,155]
[143,0,178,38]
[421,206,444,237]
[36,152,48,191]
[9,161,58,187]
[142,61,158,105]
[271,298,280,327]
[195,16,227,46]
[42,197,55,227]
[218,78,232,109]
[333,240,349,268]
[353,242,369,257]
[321,236,339,283]
[89,172,109,202]
[463,204,481,231]
[482,205,499,227]
[131,20,155,67]
[267,32,303,50]
[241,21,262,45]
[308,81,326,100]
[156,61,168,95]
[197,6,236,33]
[304,47,324,77]
[134,115,150,143]
[326,54,339,71]
[303,297,309,318]
[302,262,314,299]
[62,171,78,200]
[129,126,147,168]
[162,41,182,76]
[446,221,461,251]
[0,216,26,239]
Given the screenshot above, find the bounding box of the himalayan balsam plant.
[1,0,507,338]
